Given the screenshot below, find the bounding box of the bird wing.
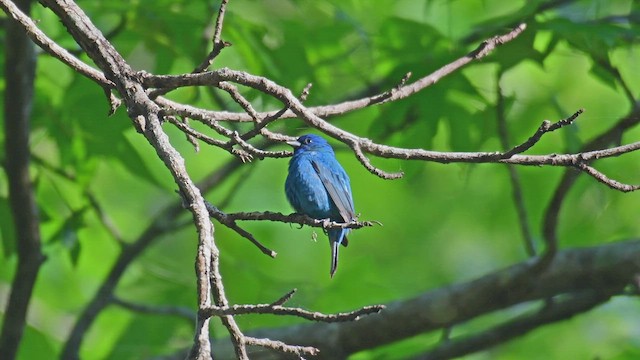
[311,159,355,223]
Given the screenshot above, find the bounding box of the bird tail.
[329,228,348,278]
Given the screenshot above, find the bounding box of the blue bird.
[285,134,356,277]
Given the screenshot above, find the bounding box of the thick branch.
[210,239,640,359]
[418,289,616,360]
[0,1,46,359]
[37,0,246,358]
[61,160,243,359]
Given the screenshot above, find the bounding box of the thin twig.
[496,79,536,256]
[502,109,583,158]
[369,72,413,104]
[144,72,637,183]
[351,142,403,180]
[194,0,231,73]
[575,162,640,192]
[208,205,379,231]
[299,83,313,101]
[205,201,277,258]
[85,192,126,246]
[228,131,289,160]
[201,302,384,322]
[205,202,380,257]
[270,289,297,306]
[218,81,261,121]
[244,337,319,358]
[177,116,201,152]
[165,105,290,160]
[166,116,237,151]
[237,82,314,144]
[147,24,528,123]
[238,107,288,142]
[541,103,640,269]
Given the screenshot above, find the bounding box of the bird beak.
[286,140,301,148]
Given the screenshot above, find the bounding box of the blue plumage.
[285,134,356,277]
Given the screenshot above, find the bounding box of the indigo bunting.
[285,134,356,277]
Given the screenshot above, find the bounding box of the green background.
[1,0,639,359]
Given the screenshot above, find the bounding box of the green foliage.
[1,0,639,359]
[16,324,57,360]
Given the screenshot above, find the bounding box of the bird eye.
[303,137,312,144]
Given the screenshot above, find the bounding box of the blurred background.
[1,0,639,359]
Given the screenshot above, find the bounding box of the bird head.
[287,134,333,154]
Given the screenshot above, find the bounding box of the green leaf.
[446,105,476,152]
[493,22,544,70]
[542,17,640,60]
[16,323,57,360]
[48,205,89,266]
[57,75,164,188]
[589,61,618,91]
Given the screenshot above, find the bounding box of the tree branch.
[151,24,527,123]
[193,0,231,73]
[501,109,583,158]
[201,302,384,323]
[208,205,377,230]
[416,289,617,360]
[142,69,640,174]
[5,2,637,359]
[542,92,640,265]
[37,0,247,358]
[61,159,244,359]
[244,337,318,359]
[209,239,640,359]
[0,1,46,359]
[152,68,640,186]
[575,162,640,192]
[205,202,379,257]
[496,78,536,256]
[0,0,111,88]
